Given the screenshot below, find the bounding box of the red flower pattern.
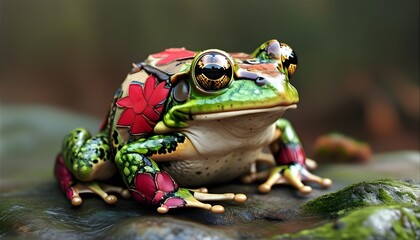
[131,171,186,208]
[151,48,196,65]
[116,75,169,135]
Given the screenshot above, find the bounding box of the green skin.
[59,40,307,209]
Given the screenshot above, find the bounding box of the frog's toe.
[210,205,225,213]
[297,185,312,195]
[321,178,332,188]
[190,187,208,193]
[120,189,131,198]
[234,193,247,202]
[104,195,118,204]
[185,199,225,213]
[258,183,272,193]
[71,195,83,206]
[193,191,247,203]
[300,168,333,189]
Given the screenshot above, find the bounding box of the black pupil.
[201,64,225,79]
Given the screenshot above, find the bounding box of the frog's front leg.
[258,119,332,194]
[55,128,129,206]
[115,133,246,214]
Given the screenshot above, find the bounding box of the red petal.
[130,115,153,135]
[134,173,157,199]
[156,172,176,192]
[155,106,164,113]
[148,82,170,105]
[116,96,134,108]
[133,99,147,114]
[163,197,186,208]
[67,188,75,200]
[152,48,196,65]
[152,191,165,205]
[129,84,146,105]
[143,106,160,122]
[131,191,146,203]
[117,109,135,126]
[144,75,157,100]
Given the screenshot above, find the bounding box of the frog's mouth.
[191,104,297,121]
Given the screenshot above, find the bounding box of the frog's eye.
[278,43,298,77]
[264,41,298,78]
[192,50,234,93]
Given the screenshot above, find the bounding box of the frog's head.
[156,40,299,132]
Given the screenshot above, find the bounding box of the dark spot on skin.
[206,173,210,176]
[195,171,202,175]
[93,160,99,164]
[112,131,119,145]
[224,159,228,163]
[238,158,243,161]
[205,167,209,170]
[99,148,105,159]
[216,160,219,163]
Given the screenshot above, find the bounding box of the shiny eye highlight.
[278,43,297,77]
[192,50,233,92]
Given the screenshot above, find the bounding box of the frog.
[54,39,332,214]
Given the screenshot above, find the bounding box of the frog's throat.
[192,104,297,121]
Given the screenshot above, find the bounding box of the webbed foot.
[130,171,246,214]
[69,182,131,206]
[258,162,332,194]
[55,154,130,206]
[157,187,247,214]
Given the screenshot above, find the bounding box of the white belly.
[159,110,281,187]
[160,148,262,186]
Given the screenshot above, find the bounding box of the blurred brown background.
[1,0,419,153]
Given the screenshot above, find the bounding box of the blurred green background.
[0,0,419,156]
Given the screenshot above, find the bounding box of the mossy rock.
[277,205,420,239]
[274,179,420,239]
[302,179,420,217]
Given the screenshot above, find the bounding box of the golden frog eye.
[278,43,298,77]
[192,50,233,92]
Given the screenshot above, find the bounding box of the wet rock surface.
[1,106,419,239]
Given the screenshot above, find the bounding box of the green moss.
[275,206,420,240]
[302,179,419,217]
[378,188,393,202]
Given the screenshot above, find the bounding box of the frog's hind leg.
[258,119,332,194]
[55,154,130,206]
[56,128,128,206]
